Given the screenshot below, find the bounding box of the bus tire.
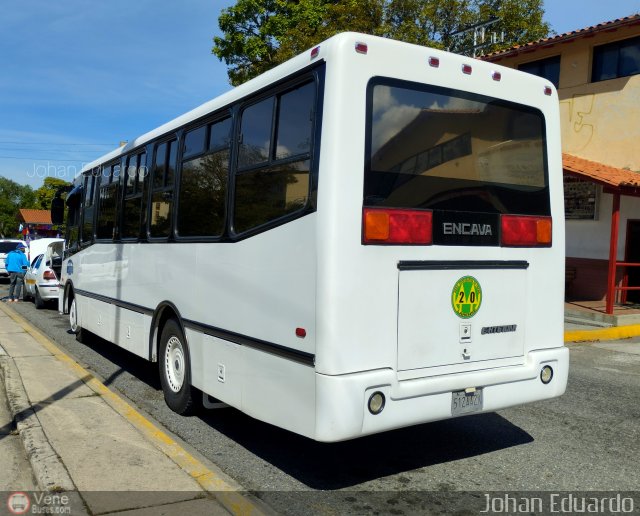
[69,296,86,343]
[159,319,198,415]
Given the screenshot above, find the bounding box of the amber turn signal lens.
[364,210,390,241]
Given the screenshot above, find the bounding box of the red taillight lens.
[363,208,432,245]
[43,270,57,281]
[501,215,552,247]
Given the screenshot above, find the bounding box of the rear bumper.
[36,283,60,301]
[315,347,568,442]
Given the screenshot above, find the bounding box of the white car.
[24,240,64,308]
[0,239,25,278]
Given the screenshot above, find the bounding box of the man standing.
[5,242,29,302]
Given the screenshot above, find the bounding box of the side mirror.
[51,196,64,225]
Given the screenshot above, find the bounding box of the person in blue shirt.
[5,242,29,302]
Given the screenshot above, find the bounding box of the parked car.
[26,237,65,265]
[23,240,64,308]
[0,239,25,278]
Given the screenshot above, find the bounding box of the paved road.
[1,281,639,514]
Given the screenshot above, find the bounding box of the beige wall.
[490,24,640,171]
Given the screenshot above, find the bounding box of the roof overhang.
[563,153,640,197]
[483,14,640,62]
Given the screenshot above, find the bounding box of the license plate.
[451,389,483,416]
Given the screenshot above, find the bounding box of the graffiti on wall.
[559,93,596,153]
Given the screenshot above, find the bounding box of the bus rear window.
[364,79,550,217]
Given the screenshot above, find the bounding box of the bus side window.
[95,165,119,240]
[177,118,230,238]
[81,171,96,245]
[234,80,315,234]
[66,188,82,255]
[122,152,146,239]
[150,139,176,238]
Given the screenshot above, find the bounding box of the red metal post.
[606,193,621,314]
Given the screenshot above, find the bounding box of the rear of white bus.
[313,34,568,441]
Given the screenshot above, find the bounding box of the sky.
[1,0,640,189]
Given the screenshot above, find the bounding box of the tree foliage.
[213,0,550,85]
[0,176,70,238]
[0,177,36,238]
[34,177,70,211]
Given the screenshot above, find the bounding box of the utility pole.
[448,18,504,57]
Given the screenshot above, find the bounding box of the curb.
[564,324,640,343]
[0,355,75,492]
[0,302,271,516]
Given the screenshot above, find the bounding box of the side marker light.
[355,42,368,54]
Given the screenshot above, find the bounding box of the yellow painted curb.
[564,324,640,343]
[0,303,268,516]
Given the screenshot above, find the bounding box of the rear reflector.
[363,208,432,245]
[310,46,320,59]
[501,215,552,247]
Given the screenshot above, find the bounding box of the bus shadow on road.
[198,409,533,490]
[48,326,533,490]
[72,331,161,391]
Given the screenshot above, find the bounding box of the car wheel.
[69,297,86,343]
[34,288,45,309]
[159,319,198,415]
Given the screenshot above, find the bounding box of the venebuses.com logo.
[6,492,71,515]
[7,492,30,515]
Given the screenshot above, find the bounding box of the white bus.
[54,32,568,442]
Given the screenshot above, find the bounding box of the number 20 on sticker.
[451,276,482,319]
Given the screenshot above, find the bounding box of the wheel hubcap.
[165,336,185,393]
[70,300,77,332]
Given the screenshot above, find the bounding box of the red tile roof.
[563,153,640,191]
[19,209,52,225]
[483,14,640,61]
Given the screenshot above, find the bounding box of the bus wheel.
[69,297,85,343]
[159,319,198,415]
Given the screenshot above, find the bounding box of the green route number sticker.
[452,276,482,319]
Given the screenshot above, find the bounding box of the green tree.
[213,0,550,85]
[0,177,36,238]
[34,177,70,211]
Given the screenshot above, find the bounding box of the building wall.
[566,191,640,300]
[490,24,640,171]
[566,190,640,260]
[490,23,640,300]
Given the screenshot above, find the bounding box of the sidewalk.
[0,303,267,516]
[564,301,640,342]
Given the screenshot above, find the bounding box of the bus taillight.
[363,208,433,245]
[501,215,552,247]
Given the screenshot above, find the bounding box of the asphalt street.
[1,281,639,515]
